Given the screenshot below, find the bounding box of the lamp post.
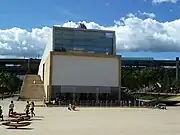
[118,87,121,101]
[26,58,30,74]
[176,57,179,81]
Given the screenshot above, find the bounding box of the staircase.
[19,75,45,101]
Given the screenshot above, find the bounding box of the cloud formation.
[152,0,178,4]
[0,27,51,58]
[138,11,156,18]
[1,14,180,58]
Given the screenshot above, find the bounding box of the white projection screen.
[51,54,120,87]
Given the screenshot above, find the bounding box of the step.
[25,77,42,81]
[20,74,45,101]
[25,81,43,84]
[22,86,45,99]
[25,75,42,81]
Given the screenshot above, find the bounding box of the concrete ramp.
[19,75,45,101]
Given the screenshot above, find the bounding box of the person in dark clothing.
[0,106,4,121]
[30,101,35,117]
[71,104,76,111]
[24,101,30,117]
[68,104,72,111]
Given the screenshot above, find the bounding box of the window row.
[54,44,113,51]
[54,46,113,54]
[54,40,113,48]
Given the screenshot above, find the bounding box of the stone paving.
[1,98,180,135]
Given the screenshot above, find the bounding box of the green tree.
[122,68,163,92]
[0,71,21,95]
[122,67,179,93]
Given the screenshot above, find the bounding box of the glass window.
[54,43,113,53]
[54,29,114,54]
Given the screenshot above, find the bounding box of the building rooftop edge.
[52,25,115,33]
[51,51,121,58]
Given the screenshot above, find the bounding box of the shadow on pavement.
[34,116,44,118]
[31,118,43,121]
[74,109,80,111]
[7,127,34,130]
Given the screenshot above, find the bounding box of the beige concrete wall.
[51,52,120,87]
[44,53,51,99]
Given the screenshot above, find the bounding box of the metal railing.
[48,100,147,107]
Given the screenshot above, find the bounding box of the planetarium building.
[38,24,121,103]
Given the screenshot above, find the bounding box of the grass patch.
[134,94,175,100]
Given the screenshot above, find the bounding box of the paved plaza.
[1,98,180,135]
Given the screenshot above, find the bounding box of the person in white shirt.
[68,104,72,111]
[9,101,14,116]
[52,100,56,105]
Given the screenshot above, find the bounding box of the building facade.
[52,26,116,55]
[43,52,121,102]
[38,25,121,103]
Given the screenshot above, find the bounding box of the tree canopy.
[122,68,180,93]
[0,71,21,94]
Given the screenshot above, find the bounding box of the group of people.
[153,103,167,110]
[0,101,35,121]
[68,104,76,111]
[24,101,35,117]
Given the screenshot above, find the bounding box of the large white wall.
[38,30,53,80]
[52,55,119,87]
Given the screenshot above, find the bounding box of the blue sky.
[0,0,180,59]
[0,0,179,28]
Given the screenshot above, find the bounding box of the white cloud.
[152,0,178,4]
[127,13,135,18]
[0,27,51,58]
[1,14,180,58]
[138,11,156,18]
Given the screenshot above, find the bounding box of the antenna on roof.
[77,23,87,29]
